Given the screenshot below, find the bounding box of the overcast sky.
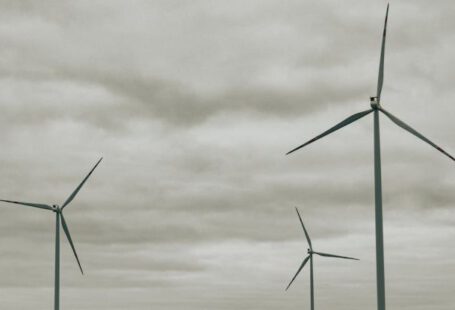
[0,1,454,309]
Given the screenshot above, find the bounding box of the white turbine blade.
[313,251,359,260]
[285,255,311,291]
[62,157,103,209]
[377,4,389,100]
[380,108,455,161]
[0,199,53,211]
[295,207,312,250]
[286,109,373,155]
[60,213,84,274]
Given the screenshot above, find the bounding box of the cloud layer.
[0,1,454,309]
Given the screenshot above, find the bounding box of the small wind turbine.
[286,207,358,310]
[0,157,102,310]
[286,4,454,310]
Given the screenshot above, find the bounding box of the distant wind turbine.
[286,207,358,310]
[0,158,103,310]
[286,4,454,310]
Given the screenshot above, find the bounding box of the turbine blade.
[380,108,454,161]
[295,207,312,250]
[286,109,373,155]
[0,199,53,211]
[377,3,389,100]
[60,213,84,274]
[313,251,359,260]
[285,255,311,291]
[62,157,103,209]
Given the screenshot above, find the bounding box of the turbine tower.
[286,4,454,310]
[0,158,102,310]
[286,207,358,310]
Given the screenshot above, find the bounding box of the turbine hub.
[53,204,60,212]
[370,96,380,109]
[307,248,312,254]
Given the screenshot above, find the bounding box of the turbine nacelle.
[53,204,60,212]
[370,96,380,109]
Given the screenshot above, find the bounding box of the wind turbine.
[0,157,102,310]
[286,207,358,310]
[286,4,454,310]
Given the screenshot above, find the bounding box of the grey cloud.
[0,0,389,128]
[0,1,454,310]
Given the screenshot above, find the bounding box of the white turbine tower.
[286,207,358,310]
[0,158,102,310]
[286,4,454,310]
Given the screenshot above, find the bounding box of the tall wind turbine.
[0,158,102,310]
[286,4,454,310]
[286,207,358,310]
